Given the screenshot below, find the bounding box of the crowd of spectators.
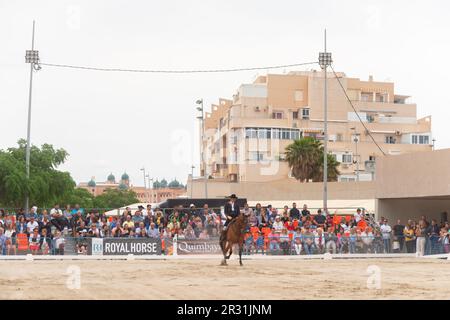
[0,203,449,256]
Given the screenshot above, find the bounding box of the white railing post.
[173,234,178,257]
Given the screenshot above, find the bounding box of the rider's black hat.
[228,194,238,199]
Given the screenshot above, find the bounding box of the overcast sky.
[1,0,450,187]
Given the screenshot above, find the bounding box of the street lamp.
[350,127,360,182]
[190,165,195,198]
[140,167,147,199]
[196,99,208,198]
[24,21,41,213]
[318,29,332,211]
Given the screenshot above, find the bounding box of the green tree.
[93,188,139,209]
[0,139,75,207]
[284,137,340,182]
[58,187,95,208]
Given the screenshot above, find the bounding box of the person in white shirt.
[354,208,364,223]
[380,220,392,253]
[26,216,39,234]
[272,216,284,234]
[50,204,66,231]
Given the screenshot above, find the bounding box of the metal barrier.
[1,234,447,257]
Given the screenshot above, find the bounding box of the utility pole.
[140,167,147,202]
[24,21,41,213]
[196,99,208,198]
[319,29,332,211]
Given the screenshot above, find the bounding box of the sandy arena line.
[0,258,449,300]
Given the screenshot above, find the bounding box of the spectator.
[29,228,40,254]
[281,207,290,224]
[324,228,337,254]
[289,203,300,221]
[26,216,39,235]
[292,229,303,255]
[279,228,290,255]
[303,227,315,255]
[133,210,144,225]
[255,231,265,255]
[199,229,209,240]
[258,208,269,227]
[301,204,310,218]
[50,204,67,231]
[53,231,65,255]
[392,219,405,252]
[272,216,284,234]
[403,220,416,253]
[122,215,135,229]
[254,203,262,217]
[16,215,27,234]
[4,224,16,255]
[360,227,374,253]
[148,223,160,238]
[268,230,280,254]
[39,228,52,254]
[428,219,440,254]
[354,208,364,224]
[380,219,392,253]
[416,219,427,256]
[0,228,6,255]
[88,223,101,237]
[313,209,326,229]
[314,227,325,254]
[349,228,357,254]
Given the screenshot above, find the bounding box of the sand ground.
[0,257,449,300]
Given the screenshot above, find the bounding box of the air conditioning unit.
[254,106,261,112]
[292,122,298,128]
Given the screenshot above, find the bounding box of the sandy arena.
[0,257,449,300]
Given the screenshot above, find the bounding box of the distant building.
[196,70,432,184]
[78,173,186,203]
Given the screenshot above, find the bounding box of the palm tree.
[311,152,340,182]
[284,137,322,182]
[285,137,340,182]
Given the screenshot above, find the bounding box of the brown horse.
[219,211,248,266]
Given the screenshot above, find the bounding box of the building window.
[361,92,372,102]
[272,112,283,119]
[342,154,353,164]
[293,111,299,119]
[369,155,376,161]
[412,134,430,145]
[249,152,264,161]
[385,136,396,144]
[302,108,310,120]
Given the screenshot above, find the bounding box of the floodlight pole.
[197,99,208,199]
[25,21,37,213]
[319,29,332,212]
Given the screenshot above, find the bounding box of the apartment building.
[199,70,432,183]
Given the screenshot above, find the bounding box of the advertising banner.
[102,238,162,255]
[176,238,222,255]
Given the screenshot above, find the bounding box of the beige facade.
[200,71,432,183]
[188,148,450,223]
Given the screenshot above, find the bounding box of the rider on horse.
[223,194,240,231]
